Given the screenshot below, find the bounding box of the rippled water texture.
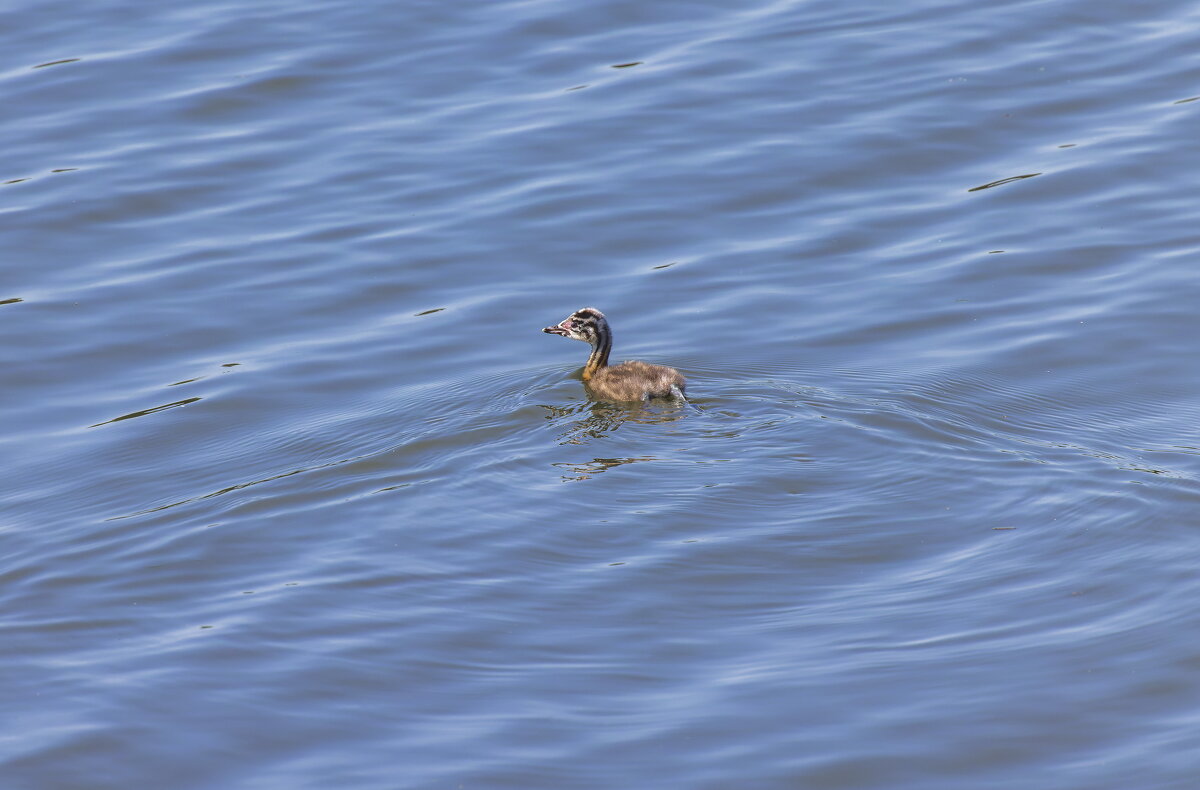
[4,1,1200,788]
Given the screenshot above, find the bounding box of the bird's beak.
[542,321,569,336]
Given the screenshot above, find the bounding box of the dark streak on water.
[32,58,81,69]
[4,0,1200,789]
[89,397,203,428]
[967,172,1041,192]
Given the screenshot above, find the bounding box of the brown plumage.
[542,307,686,402]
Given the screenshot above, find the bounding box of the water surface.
[4,0,1200,788]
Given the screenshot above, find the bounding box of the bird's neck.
[582,330,611,381]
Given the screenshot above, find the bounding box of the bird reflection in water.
[539,398,693,480]
[539,399,689,446]
[552,455,659,482]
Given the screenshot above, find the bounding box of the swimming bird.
[542,307,686,402]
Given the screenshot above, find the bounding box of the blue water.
[4,1,1200,788]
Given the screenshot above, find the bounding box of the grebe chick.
[542,307,686,402]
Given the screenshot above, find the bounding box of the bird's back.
[588,360,685,401]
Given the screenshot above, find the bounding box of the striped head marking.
[542,307,607,343]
